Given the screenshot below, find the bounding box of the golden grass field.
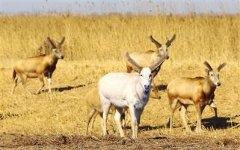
[0,14,240,148]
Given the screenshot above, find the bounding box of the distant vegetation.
[0,14,239,64]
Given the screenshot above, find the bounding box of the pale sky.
[0,0,240,15]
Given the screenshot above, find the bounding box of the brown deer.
[167,61,226,132]
[12,37,65,95]
[126,34,176,98]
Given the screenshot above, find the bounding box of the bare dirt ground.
[0,133,240,149]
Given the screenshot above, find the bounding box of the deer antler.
[124,51,142,72]
[203,61,213,71]
[149,35,162,49]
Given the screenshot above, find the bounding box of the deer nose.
[144,85,150,90]
[217,82,221,86]
[61,55,64,59]
[166,56,169,59]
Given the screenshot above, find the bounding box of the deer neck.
[203,77,216,98]
[133,82,150,109]
[136,80,151,101]
[47,54,59,66]
[155,49,161,56]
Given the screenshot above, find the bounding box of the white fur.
[47,78,52,92]
[99,68,152,138]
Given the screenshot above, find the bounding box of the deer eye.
[140,74,143,77]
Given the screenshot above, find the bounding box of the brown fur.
[12,37,65,95]
[85,88,102,135]
[167,62,226,132]
[167,77,215,105]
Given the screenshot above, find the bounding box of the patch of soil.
[0,133,239,149]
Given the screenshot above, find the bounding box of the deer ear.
[165,34,176,47]
[203,61,213,71]
[217,62,226,72]
[47,37,56,48]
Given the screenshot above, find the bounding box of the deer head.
[47,37,65,59]
[204,61,226,86]
[149,34,176,59]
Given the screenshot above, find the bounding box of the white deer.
[98,51,168,138]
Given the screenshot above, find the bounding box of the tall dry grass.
[0,15,239,138]
[0,15,239,64]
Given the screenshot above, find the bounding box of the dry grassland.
[0,14,240,148]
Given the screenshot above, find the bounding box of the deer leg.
[168,98,180,131]
[195,103,202,132]
[121,111,126,128]
[135,108,143,125]
[86,109,97,135]
[213,107,218,118]
[114,108,125,137]
[129,105,138,139]
[200,105,206,115]
[121,109,129,128]
[125,109,132,128]
[100,96,111,136]
[180,105,191,132]
[12,77,21,95]
[21,75,32,95]
[36,76,45,94]
[47,78,52,93]
[209,103,218,127]
[90,111,100,131]
[209,102,218,118]
[191,104,206,127]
